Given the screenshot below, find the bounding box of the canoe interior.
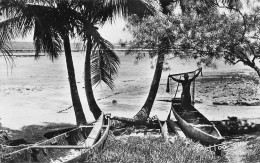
[2,114,110,163]
[172,103,221,138]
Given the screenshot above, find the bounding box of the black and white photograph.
[0,0,260,162]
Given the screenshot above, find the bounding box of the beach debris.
[57,105,73,113]
[112,100,117,104]
[216,116,257,136]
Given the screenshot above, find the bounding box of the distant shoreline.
[2,48,154,56]
[5,41,158,54]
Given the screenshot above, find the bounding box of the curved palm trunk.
[113,38,168,124]
[63,35,87,125]
[85,37,102,120]
[251,64,260,78]
[112,53,165,124]
[132,52,165,122]
[254,67,260,78]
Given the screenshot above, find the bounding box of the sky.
[97,18,133,44]
[15,17,133,44]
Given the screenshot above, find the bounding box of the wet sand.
[0,52,260,131]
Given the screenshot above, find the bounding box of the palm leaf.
[0,40,13,67]
[29,4,64,59]
[78,12,121,89]
[33,21,63,59]
[102,0,151,20]
[0,1,67,60]
[91,39,120,90]
[0,1,35,61]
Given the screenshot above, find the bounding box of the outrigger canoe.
[1,113,110,163]
[171,99,224,146]
[166,69,224,147]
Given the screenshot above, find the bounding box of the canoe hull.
[171,104,224,146]
[2,113,110,163]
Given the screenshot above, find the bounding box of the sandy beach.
[0,51,260,131]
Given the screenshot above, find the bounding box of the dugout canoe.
[1,113,110,163]
[171,101,224,146]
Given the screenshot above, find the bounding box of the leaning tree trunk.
[63,35,87,125]
[85,37,102,120]
[252,64,260,78]
[132,52,165,122]
[112,38,168,124]
[243,60,260,79]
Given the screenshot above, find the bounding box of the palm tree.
[72,0,151,120]
[84,36,120,119]
[0,0,242,126]
[0,0,151,124]
[74,1,121,120]
[0,0,144,123]
[62,0,242,124]
[0,1,87,125]
[109,1,169,123]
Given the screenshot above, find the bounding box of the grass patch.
[84,133,221,163]
[242,137,260,163]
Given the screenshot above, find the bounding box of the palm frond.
[28,4,66,59]
[0,40,13,67]
[33,22,63,60]
[77,13,120,89]
[0,1,36,41]
[0,1,34,62]
[0,17,22,42]
[0,1,67,60]
[90,39,120,90]
[101,0,151,21]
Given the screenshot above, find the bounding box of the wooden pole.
[29,145,90,149]
[192,72,195,106]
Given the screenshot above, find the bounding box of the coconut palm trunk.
[63,35,87,125]
[112,0,223,124]
[132,52,165,122]
[85,36,102,120]
[254,66,260,78]
[113,38,168,124]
